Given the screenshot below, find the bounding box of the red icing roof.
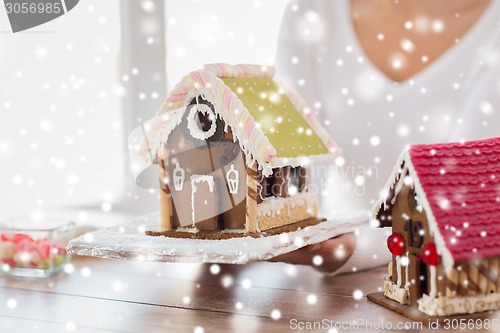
[409,137,500,263]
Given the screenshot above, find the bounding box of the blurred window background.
[0,0,288,222]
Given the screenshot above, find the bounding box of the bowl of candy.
[0,217,76,278]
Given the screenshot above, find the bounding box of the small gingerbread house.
[129,64,339,238]
[373,137,500,316]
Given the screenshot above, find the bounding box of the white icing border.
[186,103,217,140]
[418,292,500,316]
[190,174,215,226]
[372,149,454,272]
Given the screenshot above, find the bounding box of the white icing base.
[221,229,246,234]
[256,192,317,218]
[418,292,500,316]
[175,227,200,233]
[383,275,409,305]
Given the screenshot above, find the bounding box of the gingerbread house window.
[257,166,308,201]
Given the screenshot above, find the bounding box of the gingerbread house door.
[406,252,428,305]
[190,174,218,230]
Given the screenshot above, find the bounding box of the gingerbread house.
[372,137,500,316]
[129,64,339,239]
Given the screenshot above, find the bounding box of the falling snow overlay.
[276,0,500,214]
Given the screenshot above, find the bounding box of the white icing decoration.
[256,192,317,218]
[226,164,239,194]
[257,172,266,202]
[418,292,500,316]
[173,162,185,191]
[404,251,410,290]
[391,164,410,205]
[396,255,402,287]
[159,66,339,178]
[187,102,217,140]
[190,174,215,226]
[429,265,437,299]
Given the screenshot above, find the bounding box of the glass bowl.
[0,217,76,278]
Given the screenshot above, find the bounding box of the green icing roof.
[221,77,329,159]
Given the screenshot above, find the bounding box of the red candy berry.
[421,242,439,266]
[387,232,405,255]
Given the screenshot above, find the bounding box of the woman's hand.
[268,233,356,273]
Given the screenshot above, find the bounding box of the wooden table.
[1,256,498,332]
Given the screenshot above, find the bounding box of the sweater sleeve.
[451,56,500,143]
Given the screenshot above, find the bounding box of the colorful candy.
[387,232,405,256]
[0,233,67,270]
[421,242,439,266]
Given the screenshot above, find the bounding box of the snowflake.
[209,264,220,275]
[6,298,17,309]
[353,290,363,300]
[284,265,298,278]
[397,124,410,137]
[480,101,494,115]
[241,278,252,289]
[65,321,76,332]
[432,20,444,33]
[369,136,380,147]
[307,294,318,304]
[221,275,233,288]
[271,309,281,320]
[312,255,323,266]
[400,39,415,53]
[334,245,346,259]
[294,237,304,247]
[354,175,365,186]
[81,267,92,278]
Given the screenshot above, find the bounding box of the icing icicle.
[429,265,437,299]
[396,255,402,287]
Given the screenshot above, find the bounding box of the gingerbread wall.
[390,184,443,305]
[160,100,248,231]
